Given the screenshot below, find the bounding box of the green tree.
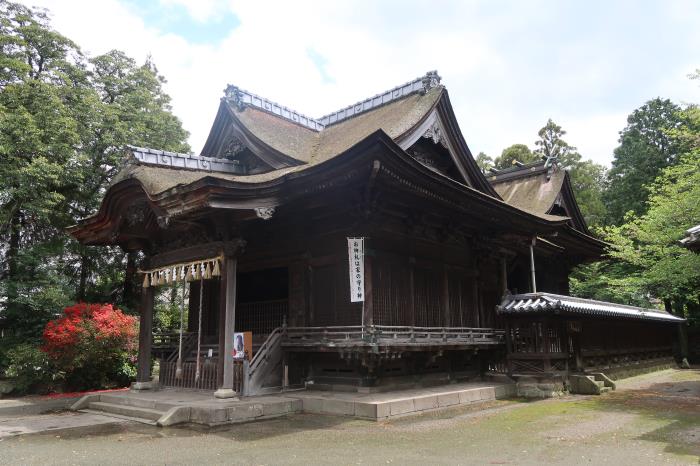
[0,1,89,336]
[71,50,190,306]
[534,119,578,163]
[533,119,607,227]
[602,148,700,320]
[0,1,190,344]
[494,144,539,169]
[475,151,494,173]
[573,102,700,323]
[603,98,683,225]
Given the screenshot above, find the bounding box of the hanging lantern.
[151,272,158,287]
[173,266,180,283]
[158,271,166,286]
[193,263,201,280]
[212,259,221,277]
[185,265,193,282]
[142,273,150,288]
[203,262,211,279]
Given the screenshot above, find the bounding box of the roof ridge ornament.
[421,70,442,94]
[224,85,246,110]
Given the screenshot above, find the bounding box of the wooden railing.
[159,360,219,390]
[282,325,505,347]
[249,327,283,380]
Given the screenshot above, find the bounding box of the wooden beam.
[147,240,244,269]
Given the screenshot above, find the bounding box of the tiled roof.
[129,146,245,174]
[680,224,700,249]
[490,163,565,216]
[497,292,684,322]
[222,71,442,132]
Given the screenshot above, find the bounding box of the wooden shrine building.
[70,71,684,397]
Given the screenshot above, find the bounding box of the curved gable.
[489,162,589,233]
[198,72,500,197]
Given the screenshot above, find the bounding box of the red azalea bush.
[42,303,138,391]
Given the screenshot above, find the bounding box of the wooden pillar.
[542,318,551,373]
[408,258,416,327]
[134,286,154,389]
[217,263,227,387]
[473,280,481,327]
[529,238,537,293]
[362,255,374,327]
[504,320,513,375]
[443,267,450,327]
[499,257,508,297]
[215,256,238,398]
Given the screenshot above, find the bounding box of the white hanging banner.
[348,237,365,303]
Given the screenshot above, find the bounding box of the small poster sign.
[348,237,365,302]
[232,332,246,360]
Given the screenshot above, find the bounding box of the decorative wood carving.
[254,207,275,220]
[223,136,246,159]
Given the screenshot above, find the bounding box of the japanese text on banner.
[347,237,364,302]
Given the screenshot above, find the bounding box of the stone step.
[87,401,165,422]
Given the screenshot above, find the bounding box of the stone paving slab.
[0,412,125,438]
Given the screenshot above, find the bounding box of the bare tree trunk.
[123,251,137,310]
[5,209,22,315]
[77,253,88,301]
[673,299,689,361]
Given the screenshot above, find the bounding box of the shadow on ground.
[590,369,700,459]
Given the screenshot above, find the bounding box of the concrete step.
[599,386,612,394]
[81,408,158,426]
[87,401,165,422]
[100,394,158,410]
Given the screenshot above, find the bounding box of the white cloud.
[20,0,700,166]
[159,0,228,23]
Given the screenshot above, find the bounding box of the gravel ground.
[1,368,698,465]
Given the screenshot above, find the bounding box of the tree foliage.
[573,102,700,322]
[0,1,190,350]
[475,151,494,173]
[493,144,540,169]
[603,98,683,225]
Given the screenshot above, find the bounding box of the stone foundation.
[591,358,677,381]
[515,376,566,399]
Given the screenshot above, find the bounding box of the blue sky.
[26,0,700,166]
